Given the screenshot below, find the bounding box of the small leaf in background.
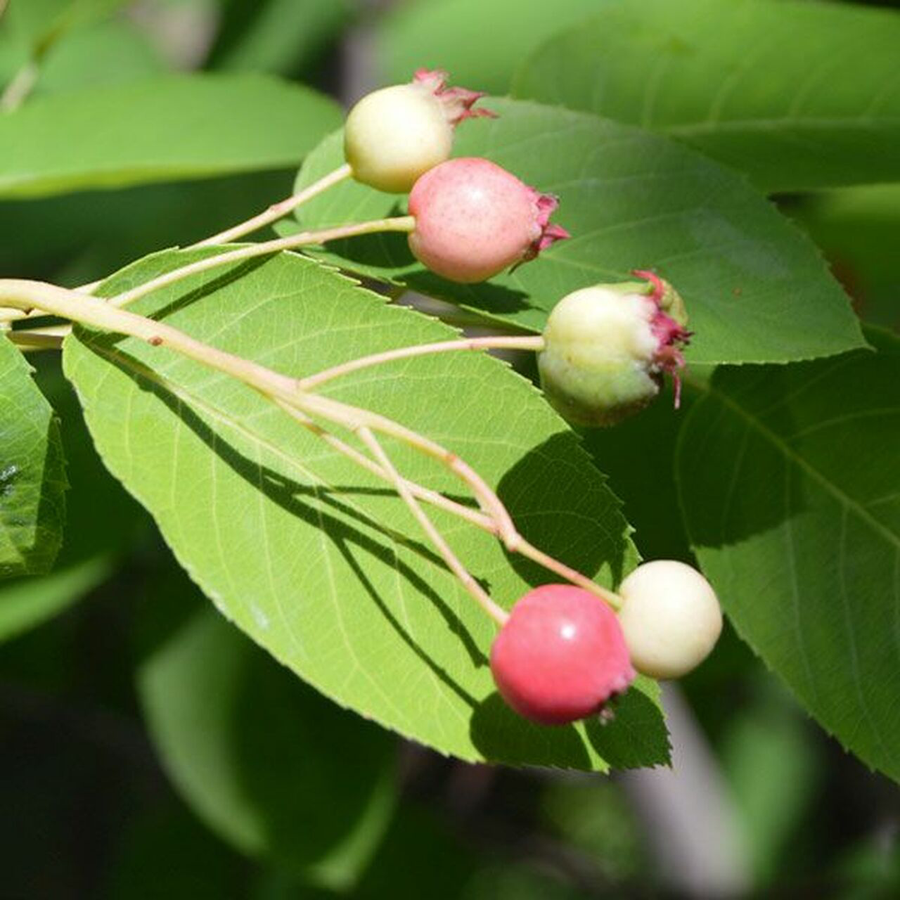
[0,73,342,198]
[138,599,397,891]
[375,0,599,95]
[720,683,822,887]
[292,100,864,365]
[207,0,354,77]
[63,248,664,770]
[0,556,109,643]
[512,0,900,193]
[0,336,66,578]
[677,328,900,782]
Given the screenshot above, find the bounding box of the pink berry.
[490,584,635,725]
[408,157,569,283]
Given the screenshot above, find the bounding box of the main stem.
[298,336,546,391]
[0,275,518,540]
[0,278,623,614]
[358,427,509,627]
[273,397,621,609]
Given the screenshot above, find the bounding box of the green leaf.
[676,328,900,782]
[375,0,600,95]
[0,73,342,199]
[0,555,110,641]
[139,602,396,890]
[0,0,132,77]
[582,383,695,564]
[208,0,354,76]
[0,357,145,641]
[291,100,864,365]
[63,248,665,770]
[0,335,66,578]
[512,0,900,193]
[786,185,900,332]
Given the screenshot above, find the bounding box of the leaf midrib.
[665,116,900,138]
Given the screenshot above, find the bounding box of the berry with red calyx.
[490,584,635,725]
[408,157,569,283]
[537,272,691,427]
[344,69,494,194]
[617,560,722,680]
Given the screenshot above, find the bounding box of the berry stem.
[298,335,546,391]
[0,277,515,545]
[0,60,38,112]
[64,165,355,298]
[109,216,416,310]
[273,396,622,609]
[273,397,494,531]
[356,425,509,627]
[515,541,622,610]
[294,389,521,547]
[194,164,353,247]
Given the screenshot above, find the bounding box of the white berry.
[617,560,722,679]
[344,83,453,194]
[343,70,492,194]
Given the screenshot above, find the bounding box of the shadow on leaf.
[89,340,483,708]
[469,692,591,769]
[498,431,632,590]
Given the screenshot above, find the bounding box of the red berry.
[408,157,569,283]
[490,584,635,725]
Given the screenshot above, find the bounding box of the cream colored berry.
[617,560,722,679]
[344,83,454,194]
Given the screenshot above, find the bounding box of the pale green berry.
[537,276,690,427]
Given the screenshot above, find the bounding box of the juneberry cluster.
[341,72,722,726]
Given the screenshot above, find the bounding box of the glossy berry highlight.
[618,560,722,680]
[537,274,691,427]
[408,157,569,283]
[490,584,635,725]
[343,69,493,194]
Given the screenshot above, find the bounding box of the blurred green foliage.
[0,1,897,897]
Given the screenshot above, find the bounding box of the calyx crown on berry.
[632,269,692,406]
[412,68,496,125]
